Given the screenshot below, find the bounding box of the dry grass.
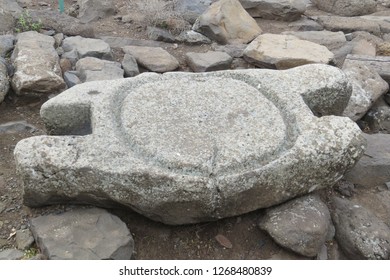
[126,0,190,34]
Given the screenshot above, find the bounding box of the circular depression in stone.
[120,77,287,175]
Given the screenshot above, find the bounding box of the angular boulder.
[193,0,262,44]
[75,57,124,82]
[259,195,332,257]
[186,51,232,72]
[122,46,179,73]
[281,30,346,51]
[11,31,66,96]
[331,197,390,260]
[30,207,134,260]
[342,60,389,121]
[62,36,113,61]
[243,34,334,70]
[240,0,306,21]
[312,0,377,17]
[14,65,365,225]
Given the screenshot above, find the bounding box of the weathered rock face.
[186,51,232,72]
[62,36,113,61]
[121,54,139,78]
[0,35,15,58]
[361,97,390,133]
[281,30,346,51]
[75,57,124,82]
[344,133,390,187]
[331,197,390,260]
[342,60,389,121]
[239,0,306,21]
[317,16,381,36]
[312,0,377,17]
[0,9,15,34]
[14,65,365,225]
[174,0,214,23]
[11,31,66,96]
[30,208,134,260]
[259,195,332,257]
[193,0,262,44]
[243,34,334,70]
[77,0,116,23]
[0,58,9,103]
[122,46,179,73]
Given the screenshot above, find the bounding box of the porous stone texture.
[186,51,232,72]
[342,60,389,121]
[312,0,377,17]
[77,0,116,24]
[0,34,15,58]
[193,0,262,44]
[259,195,332,257]
[121,54,139,77]
[11,31,66,96]
[344,133,390,187]
[281,30,346,51]
[62,36,113,61]
[29,207,134,260]
[14,65,365,225]
[0,58,9,103]
[331,197,390,259]
[239,0,306,21]
[122,46,179,73]
[243,34,334,70]
[75,57,124,82]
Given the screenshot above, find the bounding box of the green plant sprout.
[15,10,43,33]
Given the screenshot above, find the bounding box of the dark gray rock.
[361,97,390,133]
[0,34,15,58]
[212,43,246,58]
[0,121,38,134]
[121,54,139,77]
[30,207,134,260]
[174,0,214,24]
[259,194,332,257]
[331,197,390,259]
[64,71,81,88]
[345,133,390,187]
[0,58,9,103]
[16,229,34,250]
[147,26,175,43]
[0,249,24,260]
[175,30,212,45]
[186,51,232,72]
[62,36,113,61]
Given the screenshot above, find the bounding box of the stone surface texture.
[193,0,262,44]
[121,54,140,77]
[122,46,179,73]
[239,0,306,21]
[75,57,124,82]
[259,195,332,257]
[344,133,390,187]
[11,31,66,96]
[331,197,390,260]
[186,51,233,72]
[14,65,365,225]
[312,0,377,17]
[317,16,381,36]
[77,0,116,23]
[243,34,334,70]
[0,58,9,103]
[344,54,390,83]
[30,207,134,260]
[175,31,212,45]
[62,36,113,61]
[342,60,389,121]
[281,30,346,50]
[0,249,24,260]
[0,34,15,58]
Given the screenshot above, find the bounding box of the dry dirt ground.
[0,0,350,259]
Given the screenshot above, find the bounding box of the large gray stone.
[317,16,381,36]
[30,208,134,260]
[121,54,139,78]
[14,65,365,225]
[259,195,332,257]
[186,51,232,72]
[281,30,346,51]
[0,9,15,34]
[77,0,116,24]
[243,34,334,70]
[122,46,179,73]
[342,60,389,121]
[0,58,9,103]
[0,34,15,58]
[11,31,66,96]
[312,0,377,17]
[239,0,306,21]
[75,57,124,83]
[331,197,390,260]
[344,133,390,187]
[62,36,113,61]
[193,0,262,44]
[0,249,24,260]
